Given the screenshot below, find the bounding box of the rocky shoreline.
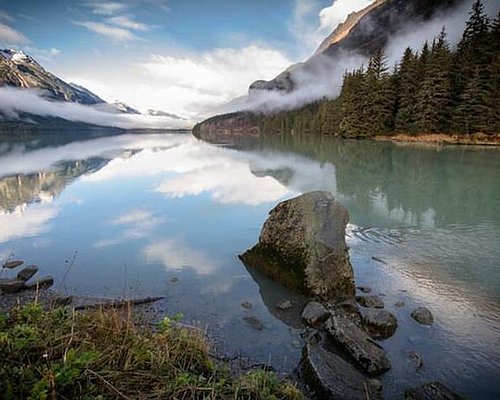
[238,191,465,399]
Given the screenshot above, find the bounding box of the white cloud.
[0,205,58,243]
[142,238,219,276]
[89,2,127,15]
[69,45,292,118]
[74,21,138,41]
[318,0,372,32]
[107,15,149,31]
[0,21,29,45]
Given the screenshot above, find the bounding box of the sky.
[0,0,376,119]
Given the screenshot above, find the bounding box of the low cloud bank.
[0,87,191,130]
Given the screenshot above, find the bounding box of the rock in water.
[405,382,465,400]
[26,276,54,290]
[276,299,293,310]
[302,332,383,400]
[239,192,355,301]
[361,309,398,339]
[243,316,264,331]
[411,307,434,326]
[326,315,391,375]
[0,279,26,293]
[2,260,24,269]
[301,301,331,327]
[16,265,39,282]
[356,295,385,309]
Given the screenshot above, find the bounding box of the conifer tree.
[395,47,419,133]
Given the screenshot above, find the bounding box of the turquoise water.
[0,132,499,398]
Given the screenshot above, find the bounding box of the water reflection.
[0,132,499,398]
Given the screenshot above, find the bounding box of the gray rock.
[243,316,264,331]
[241,301,253,309]
[0,279,26,293]
[2,260,24,269]
[239,192,355,301]
[302,332,383,400]
[326,315,391,375]
[395,300,406,308]
[334,298,359,315]
[169,277,179,284]
[411,307,434,325]
[356,295,385,309]
[26,276,54,290]
[405,382,465,400]
[361,309,398,339]
[276,299,293,311]
[356,285,372,293]
[302,301,330,327]
[16,265,39,282]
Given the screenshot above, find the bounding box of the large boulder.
[239,192,355,301]
[302,332,383,400]
[361,309,398,339]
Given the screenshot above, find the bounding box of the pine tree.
[395,47,419,133]
[363,49,396,135]
[416,29,453,133]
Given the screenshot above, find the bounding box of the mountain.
[249,0,461,94]
[0,49,104,104]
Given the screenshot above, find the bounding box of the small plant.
[0,303,303,399]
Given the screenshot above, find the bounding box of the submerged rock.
[276,299,293,310]
[326,315,391,375]
[356,285,372,293]
[356,295,385,309]
[408,350,424,369]
[302,332,383,400]
[243,316,264,331]
[361,309,398,339]
[241,301,253,309]
[395,300,406,308]
[16,265,39,282]
[301,301,330,327]
[405,382,464,400]
[411,307,434,325]
[239,192,355,301]
[2,260,24,269]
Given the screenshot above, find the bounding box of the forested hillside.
[258,1,499,138]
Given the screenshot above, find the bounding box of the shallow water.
[0,132,499,398]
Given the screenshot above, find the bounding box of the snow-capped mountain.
[0,49,104,105]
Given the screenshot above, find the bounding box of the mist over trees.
[258,1,499,137]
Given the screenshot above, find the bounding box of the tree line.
[258,1,499,137]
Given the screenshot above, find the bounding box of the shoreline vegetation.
[0,292,303,400]
[194,1,499,147]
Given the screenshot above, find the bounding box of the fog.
[0,87,192,130]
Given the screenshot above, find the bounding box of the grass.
[0,301,303,400]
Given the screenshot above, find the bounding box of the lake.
[0,132,499,398]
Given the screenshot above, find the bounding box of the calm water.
[0,132,499,398]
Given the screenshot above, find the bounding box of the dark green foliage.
[256,1,498,137]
